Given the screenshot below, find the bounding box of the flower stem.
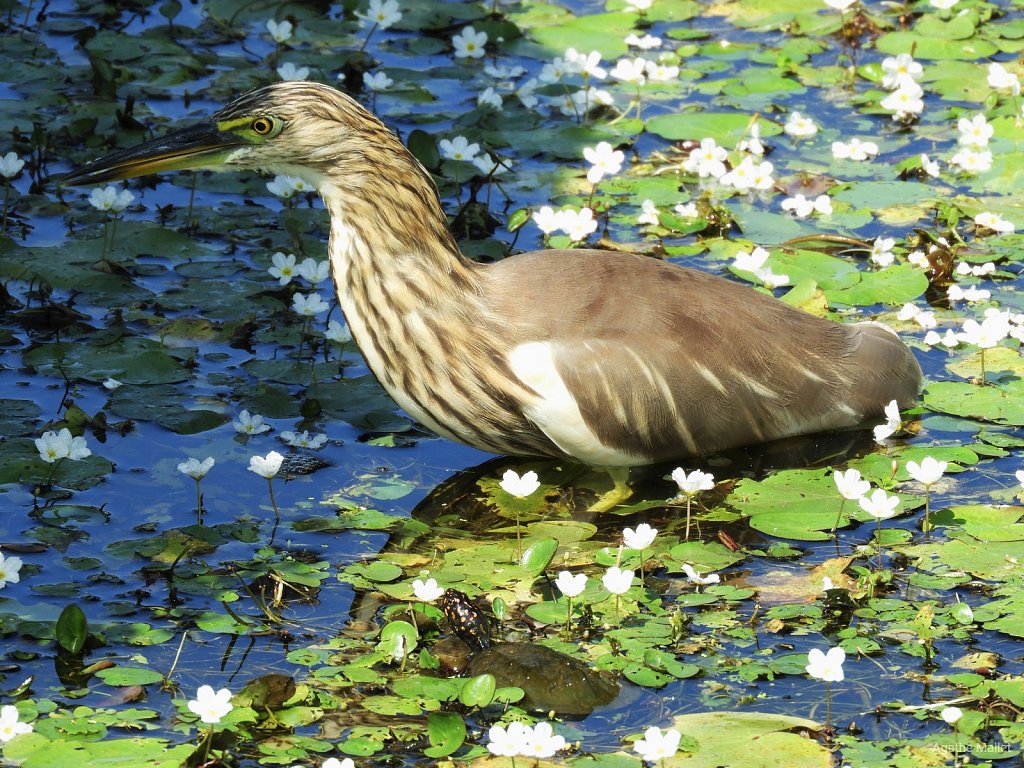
[564,594,573,636]
[1,182,10,237]
[922,488,931,534]
[201,727,213,763]
[359,21,379,52]
[684,495,692,540]
[832,498,846,533]
[267,478,279,520]
[825,680,832,730]
[876,517,884,570]
[194,478,203,524]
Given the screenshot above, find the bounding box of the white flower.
[924,329,960,348]
[733,246,770,273]
[297,258,330,285]
[834,468,870,501]
[566,48,606,79]
[684,138,728,178]
[248,451,284,479]
[268,251,297,285]
[356,0,402,29]
[520,721,567,758]
[674,202,699,218]
[784,111,817,137]
[949,147,993,174]
[958,114,994,147]
[859,488,901,520]
[881,53,922,89]
[266,19,293,43]
[88,185,134,213]
[673,468,715,496]
[721,156,774,190]
[187,685,233,724]
[233,409,271,435]
[897,305,937,329]
[781,194,816,218]
[477,87,503,109]
[532,205,563,235]
[277,62,310,81]
[363,71,393,91]
[947,284,991,302]
[832,138,879,161]
[322,759,356,768]
[483,63,525,79]
[178,457,215,480]
[682,563,720,586]
[516,78,539,108]
[488,721,530,757]
[610,57,648,84]
[0,705,31,743]
[325,320,351,343]
[602,565,634,595]
[584,141,625,184]
[499,469,540,498]
[624,0,653,9]
[412,577,443,602]
[881,82,925,118]
[539,57,570,84]
[438,135,480,162]
[958,315,1010,348]
[988,62,1021,95]
[1017,469,1024,490]
[920,154,940,177]
[625,33,662,50]
[756,267,789,290]
[280,430,328,449]
[646,62,679,81]
[0,553,23,590]
[292,292,330,316]
[0,152,25,179]
[974,211,1015,234]
[738,121,764,155]
[633,726,682,763]
[871,237,896,267]
[35,428,90,463]
[555,570,587,598]
[560,207,598,242]
[805,647,845,682]
[452,26,487,58]
[103,378,122,390]
[637,200,660,226]
[930,0,958,8]
[941,706,963,725]
[266,175,309,198]
[906,456,947,486]
[623,523,657,550]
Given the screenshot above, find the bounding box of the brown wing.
[484,249,921,461]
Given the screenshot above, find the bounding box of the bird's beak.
[60,121,243,186]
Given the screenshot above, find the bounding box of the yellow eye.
[251,117,274,135]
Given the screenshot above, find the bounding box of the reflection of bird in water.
[62,82,921,466]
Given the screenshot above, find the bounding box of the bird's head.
[61,81,403,190]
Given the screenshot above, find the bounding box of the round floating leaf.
[423,711,466,758]
[94,666,165,687]
[458,673,496,708]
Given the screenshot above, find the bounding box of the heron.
[62,82,921,467]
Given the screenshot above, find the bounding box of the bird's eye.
[251,117,274,135]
